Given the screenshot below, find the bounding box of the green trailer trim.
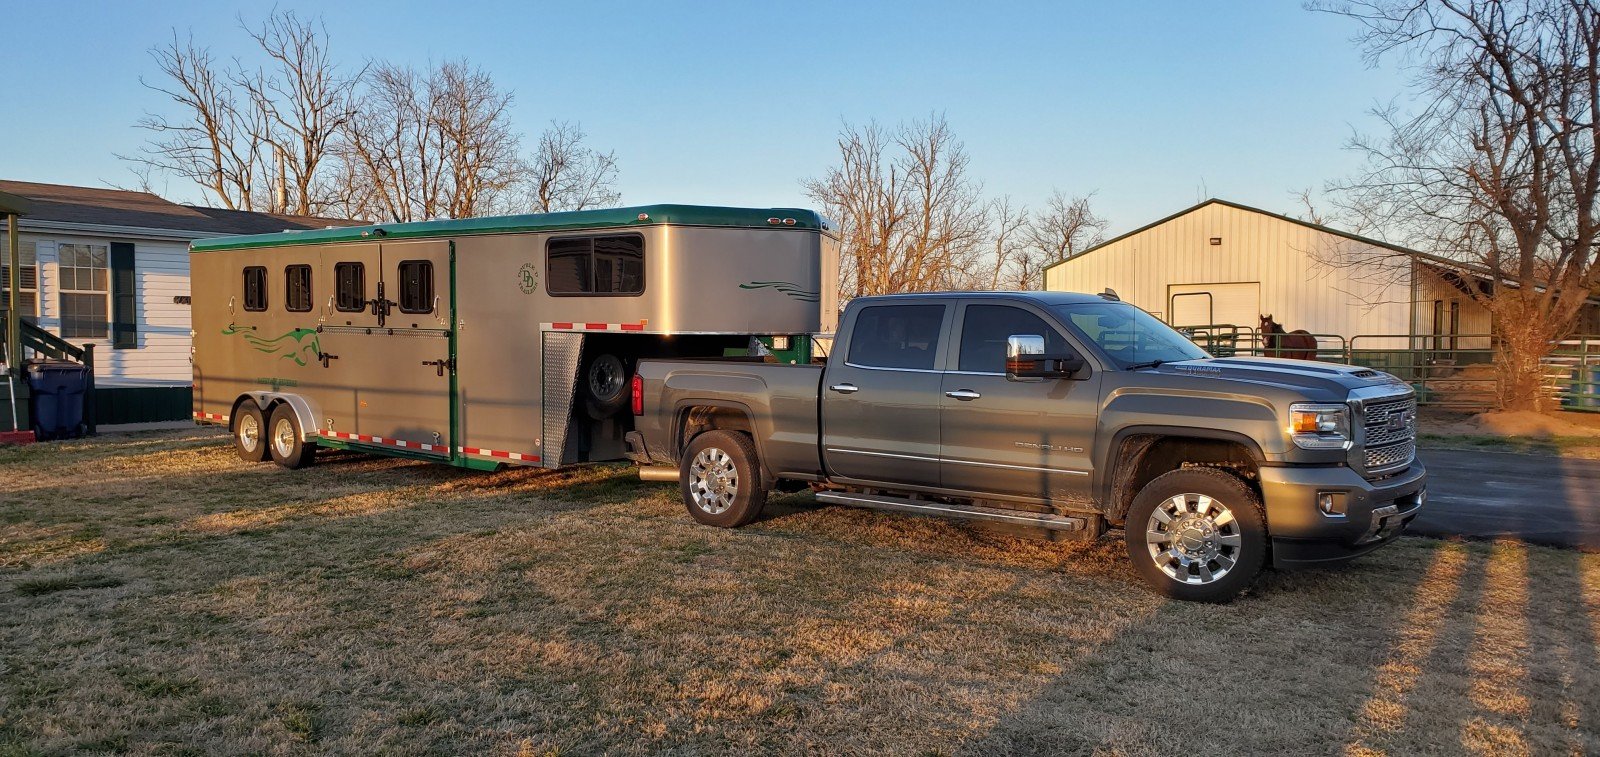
[447,240,463,467]
[189,204,829,253]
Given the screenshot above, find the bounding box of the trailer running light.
[631,374,644,416]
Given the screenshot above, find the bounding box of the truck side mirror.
[1006,334,1085,381]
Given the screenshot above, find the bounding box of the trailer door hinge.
[422,358,455,377]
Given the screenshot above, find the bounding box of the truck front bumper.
[1257,461,1426,569]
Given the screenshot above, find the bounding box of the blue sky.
[1,1,1408,235]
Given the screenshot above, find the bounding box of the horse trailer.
[189,205,839,470]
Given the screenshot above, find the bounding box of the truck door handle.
[945,389,982,400]
[829,383,859,394]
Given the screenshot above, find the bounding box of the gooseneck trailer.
[189,205,840,470]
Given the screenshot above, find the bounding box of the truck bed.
[634,358,825,480]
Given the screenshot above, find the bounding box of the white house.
[1043,198,1515,352]
[1,180,360,425]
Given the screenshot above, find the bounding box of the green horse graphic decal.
[740,281,820,303]
[222,325,321,367]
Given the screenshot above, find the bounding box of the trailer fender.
[242,391,323,443]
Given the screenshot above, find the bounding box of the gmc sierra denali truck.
[625,291,1425,602]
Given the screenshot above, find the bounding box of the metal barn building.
[1044,199,1496,352]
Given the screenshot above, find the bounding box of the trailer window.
[334,262,366,312]
[547,234,644,295]
[284,265,313,312]
[847,304,945,371]
[243,266,267,312]
[396,260,434,313]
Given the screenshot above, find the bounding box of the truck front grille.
[1359,395,1418,476]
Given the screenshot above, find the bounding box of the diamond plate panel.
[542,332,584,467]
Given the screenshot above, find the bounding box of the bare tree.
[127,31,266,210]
[1024,190,1109,267]
[239,10,361,215]
[804,115,991,297]
[526,121,621,213]
[1315,0,1600,410]
[337,61,522,222]
[986,197,1033,289]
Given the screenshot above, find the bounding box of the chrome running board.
[815,491,1088,531]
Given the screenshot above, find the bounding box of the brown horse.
[1260,314,1319,361]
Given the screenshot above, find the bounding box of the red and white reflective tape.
[194,411,229,423]
[459,446,542,463]
[541,321,647,333]
[317,429,446,453]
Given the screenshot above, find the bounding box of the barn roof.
[1046,197,1482,277]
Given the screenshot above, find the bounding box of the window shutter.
[110,242,137,349]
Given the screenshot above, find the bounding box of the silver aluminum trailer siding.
[189,204,838,470]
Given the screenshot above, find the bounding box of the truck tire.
[583,353,629,419]
[266,404,316,469]
[233,400,270,463]
[1125,468,1266,603]
[680,430,767,528]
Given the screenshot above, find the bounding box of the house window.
[285,265,313,312]
[334,262,366,312]
[0,239,39,322]
[58,243,109,338]
[396,260,433,313]
[546,234,644,295]
[243,267,267,312]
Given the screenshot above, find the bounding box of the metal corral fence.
[1544,336,1600,412]
[1177,324,1503,410]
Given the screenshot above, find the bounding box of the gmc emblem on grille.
[1384,409,1415,432]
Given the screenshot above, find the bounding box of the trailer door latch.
[422,358,454,376]
[318,351,339,368]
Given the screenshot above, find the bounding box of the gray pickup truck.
[625,291,1425,601]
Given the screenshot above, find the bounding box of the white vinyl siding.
[26,233,191,385]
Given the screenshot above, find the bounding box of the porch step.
[815,491,1088,531]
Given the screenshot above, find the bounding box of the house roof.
[1045,197,1484,277]
[0,180,362,236]
[189,204,829,252]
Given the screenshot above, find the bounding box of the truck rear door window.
[396,260,433,313]
[284,265,313,312]
[847,305,944,370]
[334,262,366,312]
[243,266,267,312]
[957,305,1067,372]
[547,234,644,295]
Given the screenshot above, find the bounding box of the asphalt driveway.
[1414,447,1600,550]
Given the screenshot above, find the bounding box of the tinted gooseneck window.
[397,260,434,313]
[847,304,945,370]
[285,265,313,312]
[546,234,644,295]
[243,266,267,312]
[334,262,365,312]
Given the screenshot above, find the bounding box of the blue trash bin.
[25,361,89,440]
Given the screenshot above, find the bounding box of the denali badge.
[1015,441,1084,453]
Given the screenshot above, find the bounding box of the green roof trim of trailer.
[189,204,829,252]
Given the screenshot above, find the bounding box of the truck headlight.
[1289,403,1351,450]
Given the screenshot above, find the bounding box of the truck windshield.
[1051,302,1209,370]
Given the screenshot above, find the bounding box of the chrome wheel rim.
[273,418,296,459]
[238,414,260,452]
[688,447,738,515]
[1146,493,1242,585]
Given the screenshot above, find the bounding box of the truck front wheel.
[1126,468,1266,603]
[680,430,767,528]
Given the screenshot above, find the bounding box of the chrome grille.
[1359,394,1418,475]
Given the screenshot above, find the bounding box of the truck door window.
[958,305,1067,372]
[334,262,366,312]
[242,266,267,312]
[847,305,944,370]
[284,265,313,312]
[547,234,645,295]
[396,260,433,313]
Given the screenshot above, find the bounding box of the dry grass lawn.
[3,429,1600,755]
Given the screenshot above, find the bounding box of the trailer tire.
[583,353,630,419]
[232,401,270,463]
[1125,468,1266,603]
[266,404,316,469]
[680,430,766,528]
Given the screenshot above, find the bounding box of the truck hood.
[1141,356,1407,400]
